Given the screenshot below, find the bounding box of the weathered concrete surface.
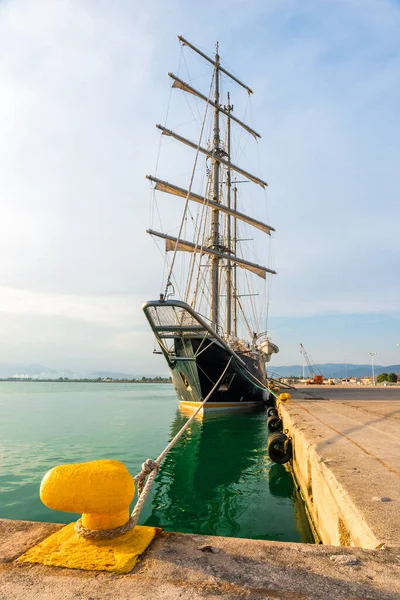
[0,518,63,563]
[1,518,400,599]
[280,385,400,549]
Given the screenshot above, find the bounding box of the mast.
[232,183,238,337]
[148,36,277,337]
[225,94,233,336]
[210,43,220,330]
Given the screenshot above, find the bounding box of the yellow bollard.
[40,459,134,531]
[278,393,291,403]
[18,459,157,574]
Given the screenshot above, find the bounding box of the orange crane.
[300,343,324,385]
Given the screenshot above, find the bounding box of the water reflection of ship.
[269,463,316,543]
[143,409,265,536]
[143,409,314,542]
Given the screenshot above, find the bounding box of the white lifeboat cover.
[258,340,279,362]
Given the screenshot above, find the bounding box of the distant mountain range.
[0,362,68,379]
[0,363,150,380]
[268,363,400,379]
[1,361,399,381]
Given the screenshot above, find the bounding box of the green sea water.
[0,382,313,542]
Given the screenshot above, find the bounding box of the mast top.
[225,91,233,112]
[177,35,253,95]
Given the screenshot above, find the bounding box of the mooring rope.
[75,357,233,540]
[236,364,285,400]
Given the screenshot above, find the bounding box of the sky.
[0,0,399,375]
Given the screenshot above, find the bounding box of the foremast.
[210,43,221,331]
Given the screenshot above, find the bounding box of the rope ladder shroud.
[75,357,233,540]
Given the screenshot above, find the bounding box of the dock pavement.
[280,385,400,549]
[1,517,400,599]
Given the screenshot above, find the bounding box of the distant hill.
[0,362,72,379]
[1,361,399,381]
[268,363,400,379]
[89,370,135,380]
[0,363,166,380]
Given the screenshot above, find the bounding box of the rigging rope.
[75,357,233,540]
[163,73,215,298]
[236,293,254,340]
[236,363,282,399]
[151,236,183,301]
[150,51,177,231]
[184,168,212,304]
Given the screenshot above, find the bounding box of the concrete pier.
[280,385,400,549]
[1,518,400,599]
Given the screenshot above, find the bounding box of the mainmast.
[232,183,238,337]
[225,94,233,335]
[210,43,220,331]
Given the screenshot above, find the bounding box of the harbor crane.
[300,343,324,385]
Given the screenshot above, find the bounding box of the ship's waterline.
[179,399,263,412]
[0,381,313,542]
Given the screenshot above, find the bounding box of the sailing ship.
[143,36,279,411]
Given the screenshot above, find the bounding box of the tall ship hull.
[143,37,279,411]
[143,300,276,412]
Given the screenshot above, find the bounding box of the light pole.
[368,352,377,385]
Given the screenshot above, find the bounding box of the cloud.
[0,0,399,368]
[0,310,165,373]
[0,285,141,327]
[0,0,159,295]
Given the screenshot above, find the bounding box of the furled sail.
[177,35,253,94]
[147,229,276,279]
[169,73,260,139]
[156,125,268,189]
[146,176,275,235]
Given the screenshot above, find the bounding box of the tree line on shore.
[376,372,398,383]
